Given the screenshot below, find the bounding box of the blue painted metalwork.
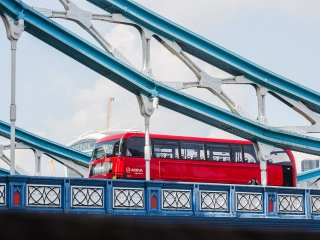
[1,1,320,156]
[297,168,320,183]
[88,0,320,114]
[0,175,319,221]
[0,120,90,166]
[0,168,9,175]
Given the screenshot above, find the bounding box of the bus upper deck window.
[180,141,205,160]
[230,145,243,163]
[206,143,230,162]
[152,139,179,159]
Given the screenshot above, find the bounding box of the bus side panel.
[113,156,124,179]
[122,157,146,179]
[156,160,284,186]
[119,157,285,186]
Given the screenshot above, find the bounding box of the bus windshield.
[92,139,120,160]
[268,148,291,165]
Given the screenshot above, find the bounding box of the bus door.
[122,137,146,179]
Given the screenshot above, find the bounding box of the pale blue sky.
[0,0,320,174]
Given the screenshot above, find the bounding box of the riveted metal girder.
[87,0,320,115]
[0,120,90,166]
[1,1,320,156]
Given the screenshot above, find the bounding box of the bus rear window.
[92,139,120,160]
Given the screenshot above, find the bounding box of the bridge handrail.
[0,175,319,219]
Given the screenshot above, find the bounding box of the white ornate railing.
[236,192,263,212]
[200,191,228,212]
[0,176,319,220]
[71,186,104,208]
[162,190,191,210]
[113,188,144,209]
[0,184,5,206]
[26,184,61,207]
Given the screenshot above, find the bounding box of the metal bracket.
[141,28,154,76]
[35,1,134,67]
[272,93,320,134]
[33,149,43,176]
[256,86,269,124]
[65,1,93,28]
[0,145,4,157]
[1,14,24,47]
[15,142,31,150]
[198,71,222,93]
[137,94,159,118]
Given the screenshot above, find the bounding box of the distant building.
[66,131,107,178]
[301,159,320,172]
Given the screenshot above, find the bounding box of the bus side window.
[231,145,243,162]
[180,141,205,160]
[243,145,258,163]
[206,143,230,162]
[124,137,145,157]
[152,139,179,159]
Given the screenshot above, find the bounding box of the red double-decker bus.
[89,132,297,187]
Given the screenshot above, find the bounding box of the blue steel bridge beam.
[87,0,320,115]
[297,168,320,183]
[0,120,90,167]
[1,1,320,156]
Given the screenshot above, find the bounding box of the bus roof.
[96,132,253,145]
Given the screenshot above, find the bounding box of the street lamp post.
[1,15,24,175]
[137,94,158,181]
